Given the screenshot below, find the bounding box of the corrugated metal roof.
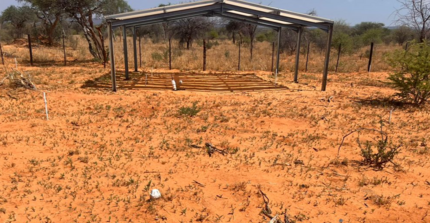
[105,0,333,30]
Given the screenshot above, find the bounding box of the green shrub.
[387,41,430,105]
[358,121,401,170]
[208,29,219,39]
[151,52,163,61]
[178,102,201,117]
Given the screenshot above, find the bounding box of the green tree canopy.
[1,5,36,38]
[18,0,64,45]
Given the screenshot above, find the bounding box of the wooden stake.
[368,42,374,73]
[28,34,33,66]
[62,30,67,66]
[335,43,341,73]
[0,43,4,65]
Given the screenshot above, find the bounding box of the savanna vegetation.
[1,0,430,222]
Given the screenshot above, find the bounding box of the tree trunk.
[420,27,426,42]
[232,32,236,44]
[46,15,60,46]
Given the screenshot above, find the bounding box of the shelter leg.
[133,27,138,72]
[275,28,282,85]
[322,25,333,91]
[294,28,303,83]
[123,26,129,80]
[108,23,117,92]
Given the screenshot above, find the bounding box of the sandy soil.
[0,46,430,223]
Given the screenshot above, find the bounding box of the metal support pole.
[321,25,333,91]
[139,36,142,68]
[305,42,310,72]
[133,27,138,72]
[294,28,303,83]
[108,23,117,92]
[169,38,172,70]
[275,27,282,85]
[271,42,275,72]
[123,26,129,80]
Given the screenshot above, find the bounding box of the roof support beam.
[105,0,218,19]
[110,4,221,27]
[214,13,281,30]
[220,11,299,31]
[225,0,333,23]
[121,12,214,28]
[222,4,329,31]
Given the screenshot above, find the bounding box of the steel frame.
[106,0,334,92]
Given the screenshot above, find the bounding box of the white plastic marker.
[171,79,177,91]
[145,72,148,85]
[150,189,161,200]
[43,92,49,120]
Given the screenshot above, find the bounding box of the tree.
[387,41,430,105]
[225,20,257,59]
[307,29,327,53]
[353,22,385,36]
[332,20,354,54]
[62,0,132,64]
[226,20,242,44]
[393,25,416,45]
[1,5,35,39]
[18,0,63,45]
[241,23,257,60]
[396,0,430,42]
[361,28,384,45]
[280,28,299,55]
[173,17,211,49]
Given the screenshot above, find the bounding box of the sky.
[0,0,402,26]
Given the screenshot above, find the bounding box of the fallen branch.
[205,143,227,157]
[193,180,205,187]
[259,189,272,217]
[1,70,37,90]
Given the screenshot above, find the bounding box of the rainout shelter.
[105,0,334,92]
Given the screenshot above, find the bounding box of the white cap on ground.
[150,189,161,199]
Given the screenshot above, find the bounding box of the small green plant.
[338,120,401,170]
[151,52,163,61]
[224,50,230,58]
[178,102,201,117]
[387,41,430,105]
[358,121,401,170]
